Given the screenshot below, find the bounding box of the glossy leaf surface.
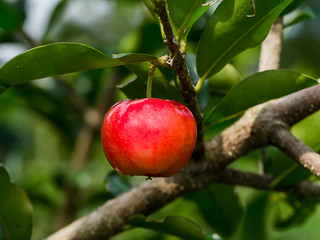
[196,0,294,79]
[0,42,157,88]
[167,0,211,28]
[204,70,317,127]
[284,10,315,28]
[0,165,33,240]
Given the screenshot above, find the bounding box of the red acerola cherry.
[101,98,197,178]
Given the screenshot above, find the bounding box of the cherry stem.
[147,62,158,98]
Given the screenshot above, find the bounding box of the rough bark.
[47,84,320,240]
[46,5,320,240]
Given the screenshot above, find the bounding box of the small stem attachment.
[147,62,158,98]
[195,76,206,93]
[154,0,205,158]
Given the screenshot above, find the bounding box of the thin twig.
[154,0,205,158]
[219,168,320,197]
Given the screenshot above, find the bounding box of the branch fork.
[46,4,320,240]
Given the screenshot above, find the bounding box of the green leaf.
[274,195,318,228]
[209,64,241,95]
[187,184,244,238]
[167,0,211,28]
[292,110,320,152]
[0,165,33,240]
[120,63,183,102]
[143,0,159,25]
[204,70,317,127]
[284,10,315,28]
[0,42,157,88]
[0,1,24,31]
[281,0,305,15]
[0,86,6,95]
[129,215,204,240]
[196,0,295,79]
[239,193,269,240]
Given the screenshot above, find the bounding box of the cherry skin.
[101,98,197,178]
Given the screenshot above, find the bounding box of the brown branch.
[154,0,204,158]
[46,4,320,240]
[270,84,320,126]
[259,17,283,71]
[46,84,320,240]
[219,168,320,198]
[269,125,320,177]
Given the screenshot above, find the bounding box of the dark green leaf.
[0,165,33,240]
[284,10,315,28]
[204,70,317,127]
[129,215,204,240]
[292,110,320,152]
[239,193,270,240]
[196,0,294,79]
[0,42,157,88]
[167,0,211,28]
[209,64,241,95]
[0,86,6,95]
[143,0,159,25]
[281,0,305,15]
[274,195,318,228]
[121,63,183,102]
[187,184,244,238]
[105,171,133,196]
[0,1,24,31]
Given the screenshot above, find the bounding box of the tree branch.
[259,17,283,71]
[46,5,320,240]
[46,83,320,240]
[219,168,320,198]
[154,0,204,158]
[269,125,320,177]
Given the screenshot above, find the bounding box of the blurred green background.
[0,0,320,239]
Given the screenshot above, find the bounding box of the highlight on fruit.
[101,98,197,178]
